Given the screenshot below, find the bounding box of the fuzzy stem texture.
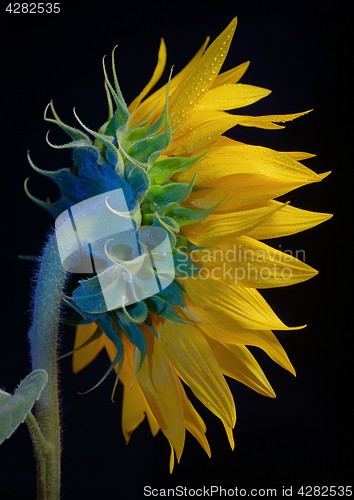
[27,232,67,500]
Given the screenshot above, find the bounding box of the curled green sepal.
[118,320,147,380]
[148,153,205,186]
[141,170,198,216]
[73,109,120,168]
[0,370,48,446]
[144,296,193,324]
[44,101,90,142]
[27,152,105,208]
[119,301,148,325]
[24,177,73,220]
[172,248,203,277]
[126,163,150,203]
[165,200,222,226]
[155,279,186,308]
[71,275,108,315]
[62,296,105,324]
[101,47,129,134]
[120,76,172,168]
[143,313,158,337]
[58,325,103,360]
[78,316,124,402]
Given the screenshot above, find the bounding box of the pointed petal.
[204,336,275,397]
[223,421,235,450]
[246,201,333,239]
[128,39,167,114]
[145,401,160,436]
[181,203,285,246]
[130,37,210,126]
[72,323,105,374]
[211,61,250,87]
[169,18,237,128]
[118,335,147,443]
[173,138,323,185]
[166,111,241,155]
[183,276,303,331]
[157,320,236,428]
[181,299,295,375]
[197,83,271,111]
[136,329,185,462]
[233,110,312,130]
[190,235,318,288]
[187,172,321,213]
[178,380,211,457]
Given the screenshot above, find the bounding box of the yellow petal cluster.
[72,18,331,471]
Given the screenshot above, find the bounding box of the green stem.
[27,233,67,500]
[25,412,50,500]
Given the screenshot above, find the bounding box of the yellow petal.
[145,403,160,437]
[246,201,333,239]
[72,323,105,374]
[181,202,284,246]
[223,421,235,450]
[197,83,271,111]
[173,137,322,185]
[179,382,211,458]
[204,336,275,398]
[169,18,237,129]
[183,275,303,331]
[187,172,320,213]
[166,110,242,155]
[128,38,167,114]
[190,235,318,288]
[158,320,236,429]
[118,335,147,443]
[232,110,312,130]
[280,151,316,160]
[169,443,175,474]
[136,329,185,462]
[211,61,250,87]
[130,37,210,126]
[181,300,295,375]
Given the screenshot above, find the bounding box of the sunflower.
[27,17,331,472]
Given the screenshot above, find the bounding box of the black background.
[1,1,352,498]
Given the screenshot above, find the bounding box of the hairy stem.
[27,232,67,500]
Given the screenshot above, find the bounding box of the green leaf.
[0,370,48,446]
[148,154,204,185]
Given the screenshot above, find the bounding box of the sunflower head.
[26,18,332,471]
